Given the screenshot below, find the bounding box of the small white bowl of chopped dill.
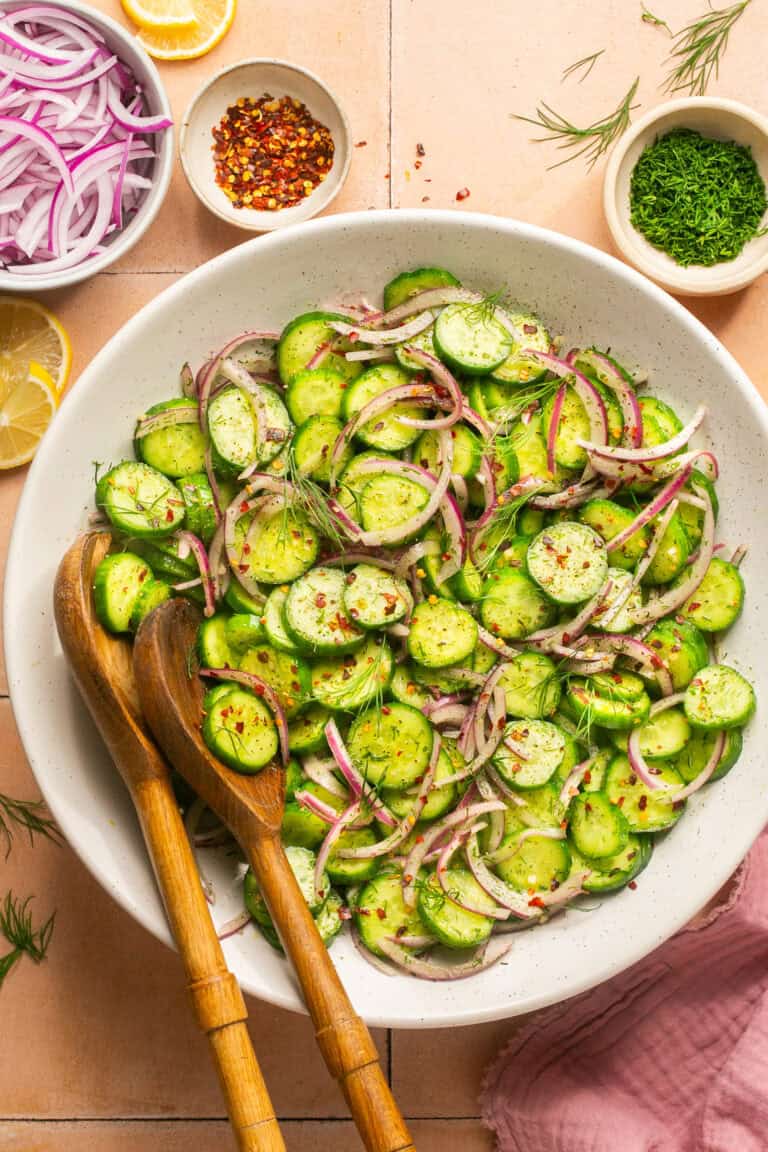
[603,97,768,296]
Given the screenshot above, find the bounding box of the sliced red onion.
[461,402,493,442]
[375,287,483,327]
[574,633,674,696]
[198,332,280,432]
[534,871,591,907]
[325,719,397,827]
[599,500,680,629]
[396,346,464,429]
[322,551,398,571]
[217,910,252,941]
[464,834,534,919]
[223,490,277,601]
[581,404,706,464]
[176,530,216,617]
[401,800,505,909]
[477,625,520,660]
[626,692,688,792]
[293,788,340,825]
[673,730,726,801]
[387,933,436,949]
[348,450,453,549]
[437,823,508,920]
[344,346,396,363]
[527,577,613,652]
[301,754,349,799]
[199,668,289,766]
[328,383,435,484]
[135,404,198,438]
[558,756,598,807]
[529,479,607,510]
[436,489,467,583]
[0,115,72,192]
[470,476,548,564]
[524,350,609,456]
[628,489,715,629]
[425,703,470,728]
[180,362,195,399]
[650,448,719,483]
[206,518,226,598]
[375,934,512,981]
[546,384,567,476]
[731,544,747,568]
[315,801,362,903]
[486,825,567,866]
[574,349,643,448]
[105,83,172,133]
[394,537,440,579]
[602,464,695,553]
[329,311,435,346]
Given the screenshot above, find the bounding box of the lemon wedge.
[0,296,71,395]
[0,360,58,469]
[121,0,198,29]
[137,0,236,59]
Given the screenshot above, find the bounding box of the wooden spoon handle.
[247,835,415,1152]
[132,777,285,1152]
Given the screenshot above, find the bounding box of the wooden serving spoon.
[53,532,285,1152]
[133,596,416,1152]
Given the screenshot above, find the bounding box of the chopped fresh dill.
[641,3,672,34]
[0,892,55,990]
[515,77,640,170]
[561,49,605,83]
[630,128,767,267]
[0,792,60,859]
[664,0,752,95]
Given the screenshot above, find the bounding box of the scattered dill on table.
[629,128,767,267]
[0,892,55,990]
[515,77,640,171]
[664,0,753,96]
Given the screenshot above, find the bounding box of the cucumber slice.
[359,473,430,539]
[207,385,257,478]
[643,618,709,692]
[495,833,571,891]
[433,302,512,375]
[342,364,423,451]
[684,664,756,729]
[93,551,153,634]
[450,556,484,603]
[326,828,380,884]
[197,614,235,669]
[568,791,629,859]
[282,782,345,848]
[388,664,432,709]
[236,504,318,585]
[542,386,591,471]
[225,614,267,655]
[347,702,433,789]
[407,598,478,668]
[490,311,550,384]
[676,557,745,633]
[527,522,608,605]
[284,756,304,800]
[202,687,278,773]
[343,563,412,629]
[632,707,690,760]
[293,415,349,483]
[252,383,293,466]
[414,424,481,479]
[314,889,345,948]
[579,498,649,570]
[574,833,652,894]
[383,742,460,822]
[311,636,394,712]
[488,535,530,574]
[591,567,642,633]
[97,461,185,539]
[678,470,719,550]
[244,845,328,925]
[505,416,555,485]
[588,670,646,703]
[284,566,365,654]
[604,754,686,832]
[356,870,432,957]
[262,586,301,654]
[136,399,207,478]
[202,682,237,712]
[287,704,331,754]
[130,537,196,583]
[638,395,683,439]
[567,678,651,731]
[675,726,743,784]
[581,747,612,793]
[519,506,546,536]
[641,510,691,586]
[498,651,562,719]
[286,366,348,424]
[418,869,495,949]
[178,472,217,545]
[335,450,398,520]
[224,581,265,615]
[382,266,460,311]
[277,311,362,387]
[493,719,566,789]
[239,644,311,718]
[480,569,558,640]
[394,325,437,372]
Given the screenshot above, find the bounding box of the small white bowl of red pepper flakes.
[180,58,351,232]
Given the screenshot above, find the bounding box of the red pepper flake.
[455,187,471,201]
[315,592,327,609]
[235,721,244,735]
[638,795,648,811]
[354,140,367,148]
[523,323,538,335]
[628,880,638,890]
[212,93,335,211]
[375,907,387,920]
[416,142,426,157]
[528,896,545,909]
[414,160,422,170]
[583,769,592,784]
[357,907,371,917]
[165,508,175,522]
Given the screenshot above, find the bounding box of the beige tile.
[102,0,390,274]
[0,701,385,1120]
[0,1120,492,1152]
[391,1021,519,1119]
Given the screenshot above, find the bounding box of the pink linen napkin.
[481,829,768,1152]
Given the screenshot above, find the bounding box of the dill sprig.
[664,0,752,95]
[641,3,673,34]
[282,448,349,550]
[0,792,60,859]
[472,485,540,573]
[0,892,55,990]
[515,77,641,171]
[561,49,605,83]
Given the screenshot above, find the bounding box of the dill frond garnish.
[562,49,605,83]
[0,892,55,990]
[664,1,752,95]
[0,793,60,860]
[515,77,640,171]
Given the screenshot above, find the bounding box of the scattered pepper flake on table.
[211,93,335,211]
[456,187,471,201]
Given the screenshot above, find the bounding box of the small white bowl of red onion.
[0,0,173,291]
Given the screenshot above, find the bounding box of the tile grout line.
[388,0,393,208]
[2,1116,484,1125]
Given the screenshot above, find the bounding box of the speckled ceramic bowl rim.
[178,57,351,232]
[0,0,174,293]
[603,97,768,296]
[6,210,768,1027]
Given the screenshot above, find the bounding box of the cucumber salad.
[91,266,756,981]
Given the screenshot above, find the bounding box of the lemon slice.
[137,0,236,59]
[121,0,198,30]
[0,361,58,470]
[0,296,71,395]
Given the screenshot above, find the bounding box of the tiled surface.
[1,0,767,1148]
